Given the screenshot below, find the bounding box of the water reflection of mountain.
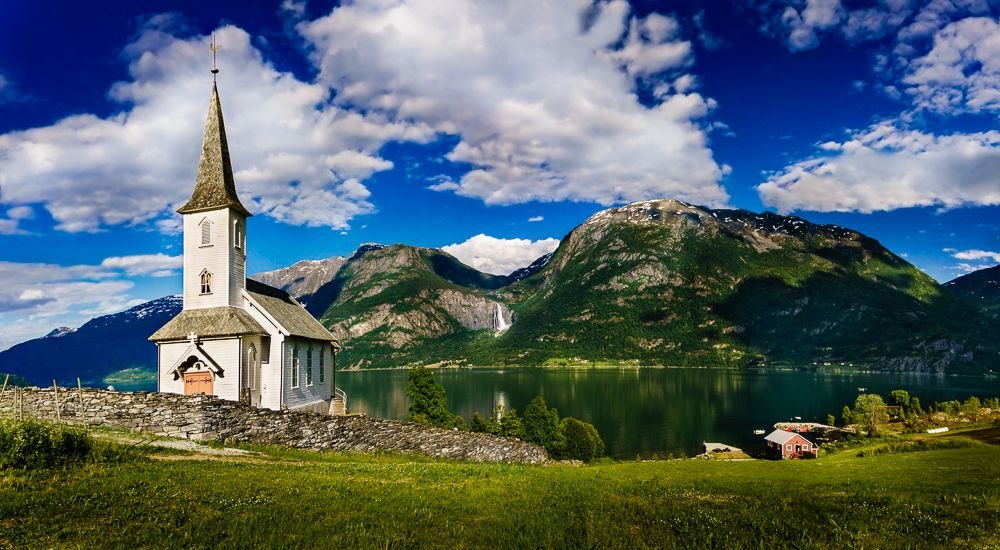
[338,368,1000,458]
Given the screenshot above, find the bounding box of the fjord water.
[338,368,1000,458]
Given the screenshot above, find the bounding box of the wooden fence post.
[53,380,61,422]
[0,374,8,414]
[77,378,84,420]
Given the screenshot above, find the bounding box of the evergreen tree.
[406,367,461,428]
[498,407,524,439]
[469,412,498,434]
[522,395,566,454]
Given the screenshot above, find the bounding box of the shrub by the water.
[470,406,524,438]
[405,367,462,429]
[559,417,604,462]
[522,396,566,455]
[0,419,92,470]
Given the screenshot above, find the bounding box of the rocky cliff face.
[317,244,511,365]
[250,256,346,306]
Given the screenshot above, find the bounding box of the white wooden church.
[150,77,344,415]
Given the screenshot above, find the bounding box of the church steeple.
[178,82,252,217]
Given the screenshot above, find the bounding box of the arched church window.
[234,220,242,249]
[200,270,213,294]
[247,345,257,390]
[200,219,212,245]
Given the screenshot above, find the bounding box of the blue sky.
[0,0,998,350]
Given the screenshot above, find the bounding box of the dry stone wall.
[0,387,547,464]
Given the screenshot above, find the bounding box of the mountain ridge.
[4,199,999,385]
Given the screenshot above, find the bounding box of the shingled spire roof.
[178,83,252,217]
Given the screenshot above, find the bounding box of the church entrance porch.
[184,371,213,395]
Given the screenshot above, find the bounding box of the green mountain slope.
[945,265,1000,320]
[319,200,998,373]
[315,244,513,369]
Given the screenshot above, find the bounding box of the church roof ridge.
[178,82,252,217]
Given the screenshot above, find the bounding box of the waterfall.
[493,302,510,334]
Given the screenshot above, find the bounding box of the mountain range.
[2,199,998,387]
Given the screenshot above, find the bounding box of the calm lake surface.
[337,367,1000,458]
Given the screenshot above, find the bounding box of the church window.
[319,347,325,383]
[200,270,212,294]
[306,344,314,386]
[234,220,242,249]
[247,345,257,390]
[200,219,212,245]
[291,344,299,388]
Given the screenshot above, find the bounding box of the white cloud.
[100,253,182,276]
[0,205,34,235]
[949,249,1000,263]
[300,0,728,208]
[758,121,1000,212]
[954,262,994,273]
[0,22,433,233]
[763,0,846,51]
[0,251,189,350]
[528,216,544,222]
[442,234,560,276]
[902,17,1000,115]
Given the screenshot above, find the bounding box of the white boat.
[753,429,766,435]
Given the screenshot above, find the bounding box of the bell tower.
[177,40,252,311]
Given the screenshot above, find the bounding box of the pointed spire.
[178,82,252,217]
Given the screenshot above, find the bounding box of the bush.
[406,367,462,429]
[559,417,604,462]
[522,396,566,455]
[0,419,92,470]
[498,407,524,439]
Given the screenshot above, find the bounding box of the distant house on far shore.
[764,429,817,459]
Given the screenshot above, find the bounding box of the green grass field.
[2,428,1000,549]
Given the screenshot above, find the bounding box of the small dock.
[773,422,834,434]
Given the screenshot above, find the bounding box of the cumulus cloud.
[948,248,1000,263]
[528,216,544,222]
[300,0,728,208]
[100,253,182,276]
[757,121,1000,212]
[0,251,189,350]
[776,0,846,51]
[902,17,1000,115]
[0,22,433,233]
[757,0,996,58]
[442,234,561,276]
[0,205,34,235]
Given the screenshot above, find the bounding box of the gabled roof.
[177,83,252,217]
[764,429,802,445]
[165,344,224,378]
[245,279,337,342]
[149,306,267,342]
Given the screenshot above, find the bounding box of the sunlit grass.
[2,432,999,548]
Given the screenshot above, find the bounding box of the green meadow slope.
[2,434,1000,548]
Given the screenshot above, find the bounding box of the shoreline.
[338,363,997,379]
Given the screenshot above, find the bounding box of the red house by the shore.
[764,429,817,459]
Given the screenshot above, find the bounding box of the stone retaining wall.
[0,387,547,464]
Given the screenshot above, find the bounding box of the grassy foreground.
[2,435,1000,548]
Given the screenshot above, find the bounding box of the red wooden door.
[184,371,213,395]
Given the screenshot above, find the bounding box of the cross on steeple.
[210,34,220,81]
